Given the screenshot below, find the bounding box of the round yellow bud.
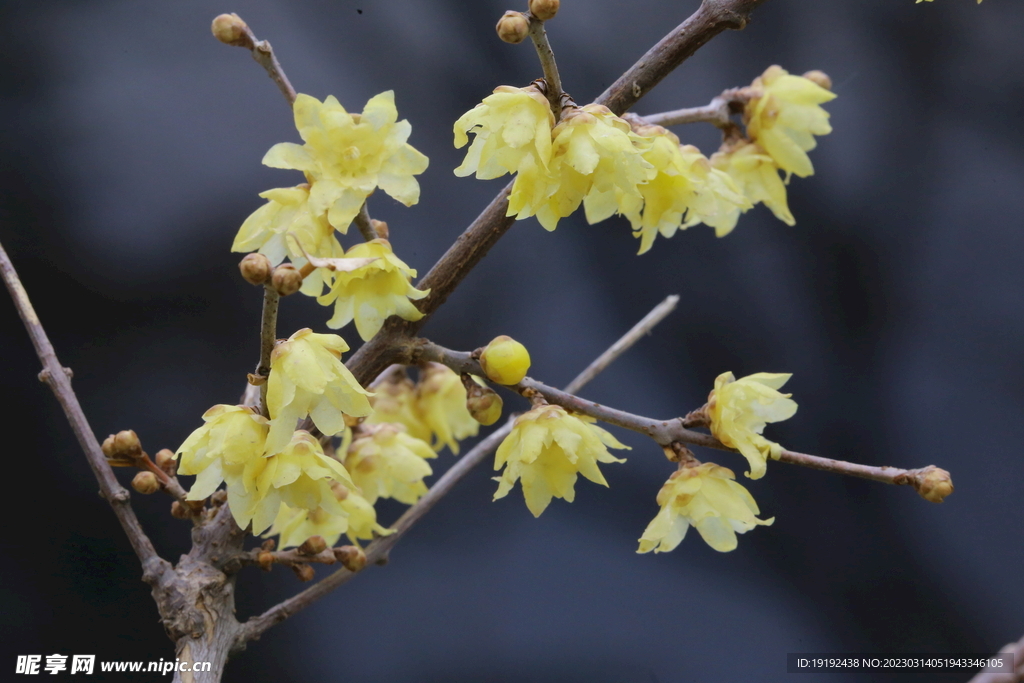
[113,429,142,458]
[467,386,503,426]
[239,253,272,285]
[479,335,531,385]
[101,434,117,459]
[334,545,367,572]
[211,13,252,47]
[131,471,160,495]
[271,264,303,296]
[257,551,274,572]
[154,449,176,475]
[496,11,530,44]
[529,0,560,21]
[914,466,954,503]
[802,70,832,91]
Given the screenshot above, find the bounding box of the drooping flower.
[266,328,373,455]
[175,404,269,502]
[262,92,429,232]
[316,239,429,341]
[416,363,479,454]
[365,372,432,442]
[231,430,356,535]
[705,141,794,236]
[335,482,393,544]
[345,423,436,505]
[707,372,798,480]
[637,463,773,553]
[493,404,627,517]
[266,481,391,549]
[744,66,836,178]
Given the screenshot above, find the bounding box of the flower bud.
[113,430,143,459]
[101,435,117,459]
[170,501,189,519]
[466,385,503,426]
[334,545,367,572]
[131,471,160,495]
[257,551,274,572]
[496,11,530,44]
[239,253,272,285]
[914,466,954,503]
[154,449,176,475]
[371,219,389,240]
[261,538,277,552]
[802,70,832,91]
[529,0,560,21]
[479,335,531,385]
[291,563,315,582]
[211,13,252,48]
[298,535,328,556]
[271,264,303,296]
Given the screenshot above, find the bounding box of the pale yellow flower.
[365,373,432,442]
[262,92,429,232]
[454,84,554,180]
[638,463,773,553]
[706,142,794,236]
[267,503,349,549]
[707,372,798,480]
[336,483,393,545]
[493,404,627,517]
[316,239,429,341]
[345,423,436,505]
[266,328,372,455]
[416,363,479,454]
[175,404,269,502]
[745,66,836,178]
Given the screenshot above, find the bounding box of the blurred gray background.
[1,0,1022,681]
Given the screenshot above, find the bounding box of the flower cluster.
[345,423,437,505]
[267,480,391,549]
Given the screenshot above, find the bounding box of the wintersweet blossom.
[637,463,773,553]
[175,404,269,502]
[707,142,794,236]
[744,66,836,178]
[707,372,798,480]
[266,483,390,548]
[416,363,479,454]
[345,424,436,505]
[262,91,429,232]
[493,404,627,517]
[315,239,429,341]
[365,373,432,442]
[265,328,372,455]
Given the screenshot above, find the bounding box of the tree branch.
[255,284,279,418]
[0,240,168,582]
[215,15,297,106]
[527,15,563,116]
[627,86,755,130]
[235,294,678,646]
[344,0,772,387]
[352,203,378,243]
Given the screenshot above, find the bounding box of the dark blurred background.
[1,0,1021,681]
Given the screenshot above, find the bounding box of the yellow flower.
[624,126,750,253]
[493,404,627,517]
[744,66,836,178]
[707,372,798,480]
[231,430,356,535]
[365,372,432,442]
[454,84,554,181]
[316,239,429,341]
[266,328,373,455]
[266,482,392,548]
[345,424,436,505]
[175,404,269,502]
[336,483,393,545]
[637,463,773,553]
[416,363,479,454]
[262,92,429,232]
[706,142,794,236]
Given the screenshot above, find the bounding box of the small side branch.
[256,285,280,418]
[212,14,297,106]
[527,16,563,117]
[629,86,755,130]
[352,203,378,243]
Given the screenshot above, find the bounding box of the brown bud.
[210,489,228,507]
[291,563,315,582]
[211,13,252,48]
[186,499,206,513]
[170,501,189,519]
[496,11,530,44]
[802,70,832,91]
[113,430,143,459]
[529,0,560,21]
[261,538,277,552]
[271,264,303,296]
[101,435,117,459]
[131,471,160,495]
[371,219,389,240]
[257,551,274,572]
[466,382,503,426]
[914,466,954,503]
[298,535,328,556]
[239,253,272,285]
[154,449,176,474]
[334,545,367,572]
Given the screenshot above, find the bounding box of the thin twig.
[236,295,677,645]
[565,295,678,394]
[630,87,755,129]
[967,632,1024,683]
[256,285,280,418]
[352,203,378,243]
[345,0,772,387]
[218,16,297,106]
[527,15,563,117]
[0,241,168,581]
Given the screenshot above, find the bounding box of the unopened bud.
[131,471,160,495]
[170,501,189,519]
[334,545,367,572]
[371,219,389,240]
[802,70,832,91]
[291,563,315,582]
[239,253,272,285]
[466,384,503,426]
[496,11,530,44]
[298,535,328,556]
[257,551,274,571]
[914,466,954,503]
[113,430,142,459]
[271,264,303,296]
[186,499,206,513]
[211,13,252,48]
[154,449,176,475]
[101,435,116,458]
[261,538,277,552]
[479,335,531,385]
[529,0,560,21]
